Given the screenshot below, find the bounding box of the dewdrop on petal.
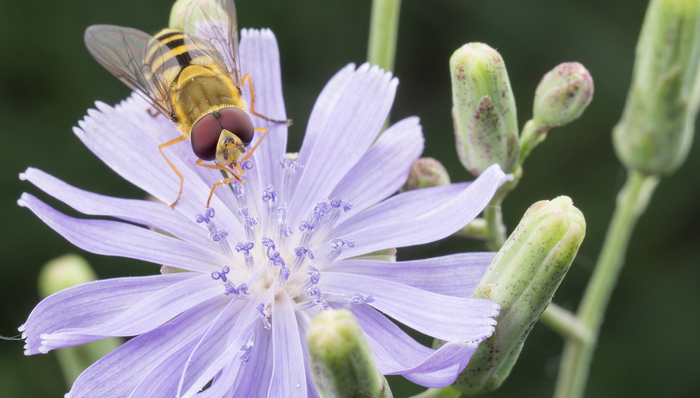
[453,196,585,394]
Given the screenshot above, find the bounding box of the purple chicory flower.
[18,29,510,397]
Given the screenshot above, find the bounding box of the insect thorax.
[171,64,246,135]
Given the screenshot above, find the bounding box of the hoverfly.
[85,0,289,209]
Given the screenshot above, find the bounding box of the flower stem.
[554,170,659,398]
[409,386,462,398]
[484,198,506,251]
[538,303,592,344]
[367,0,402,72]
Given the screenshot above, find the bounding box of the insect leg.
[240,127,268,162]
[158,135,188,209]
[241,73,292,126]
[194,159,238,176]
[207,172,244,209]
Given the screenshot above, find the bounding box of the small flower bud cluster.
[451,43,594,175]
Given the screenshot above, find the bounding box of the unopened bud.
[307,310,392,398]
[534,62,593,128]
[613,0,700,176]
[402,157,451,192]
[453,197,585,394]
[169,0,228,30]
[37,254,121,386]
[519,63,594,163]
[451,43,520,176]
[38,254,96,298]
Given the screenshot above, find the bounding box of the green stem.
[538,303,593,344]
[409,386,462,398]
[484,198,506,251]
[554,170,659,398]
[367,0,402,71]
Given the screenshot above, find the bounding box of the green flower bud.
[453,197,585,394]
[38,254,96,298]
[169,0,228,30]
[519,63,593,165]
[533,62,594,128]
[307,310,392,398]
[451,43,520,176]
[402,157,451,192]
[613,0,700,176]
[38,254,121,387]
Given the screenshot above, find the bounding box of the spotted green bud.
[38,254,121,387]
[402,157,451,192]
[453,197,585,394]
[533,63,593,128]
[307,310,392,398]
[519,63,594,163]
[451,43,520,176]
[169,0,228,30]
[613,0,700,176]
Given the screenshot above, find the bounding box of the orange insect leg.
[206,164,244,208]
[241,73,292,126]
[158,135,188,209]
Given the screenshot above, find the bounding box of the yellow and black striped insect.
[85,0,289,208]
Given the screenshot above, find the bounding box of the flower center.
[194,158,359,320]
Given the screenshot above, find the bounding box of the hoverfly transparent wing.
[182,0,242,87]
[84,25,182,119]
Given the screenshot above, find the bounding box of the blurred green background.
[1,0,698,397]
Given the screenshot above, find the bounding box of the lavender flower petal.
[332,183,469,237]
[66,296,226,398]
[178,299,248,395]
[323,252,496,297]
[231,322,274,398]
[296,64,357,168]
[21,167,215,249]
[350,305,478,388]
[240,29,288,193]
[289,64,398,229]
[21,273,195,355]
[320,272,498,342]
[268,290,307,398]
[330,117,424,216]
[336,164,509,258]
[178,297,261,398]
[42,274,221,348]
[19,194,227,272]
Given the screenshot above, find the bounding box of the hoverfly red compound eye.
[218,107,255,146]
[191,113,222,161]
